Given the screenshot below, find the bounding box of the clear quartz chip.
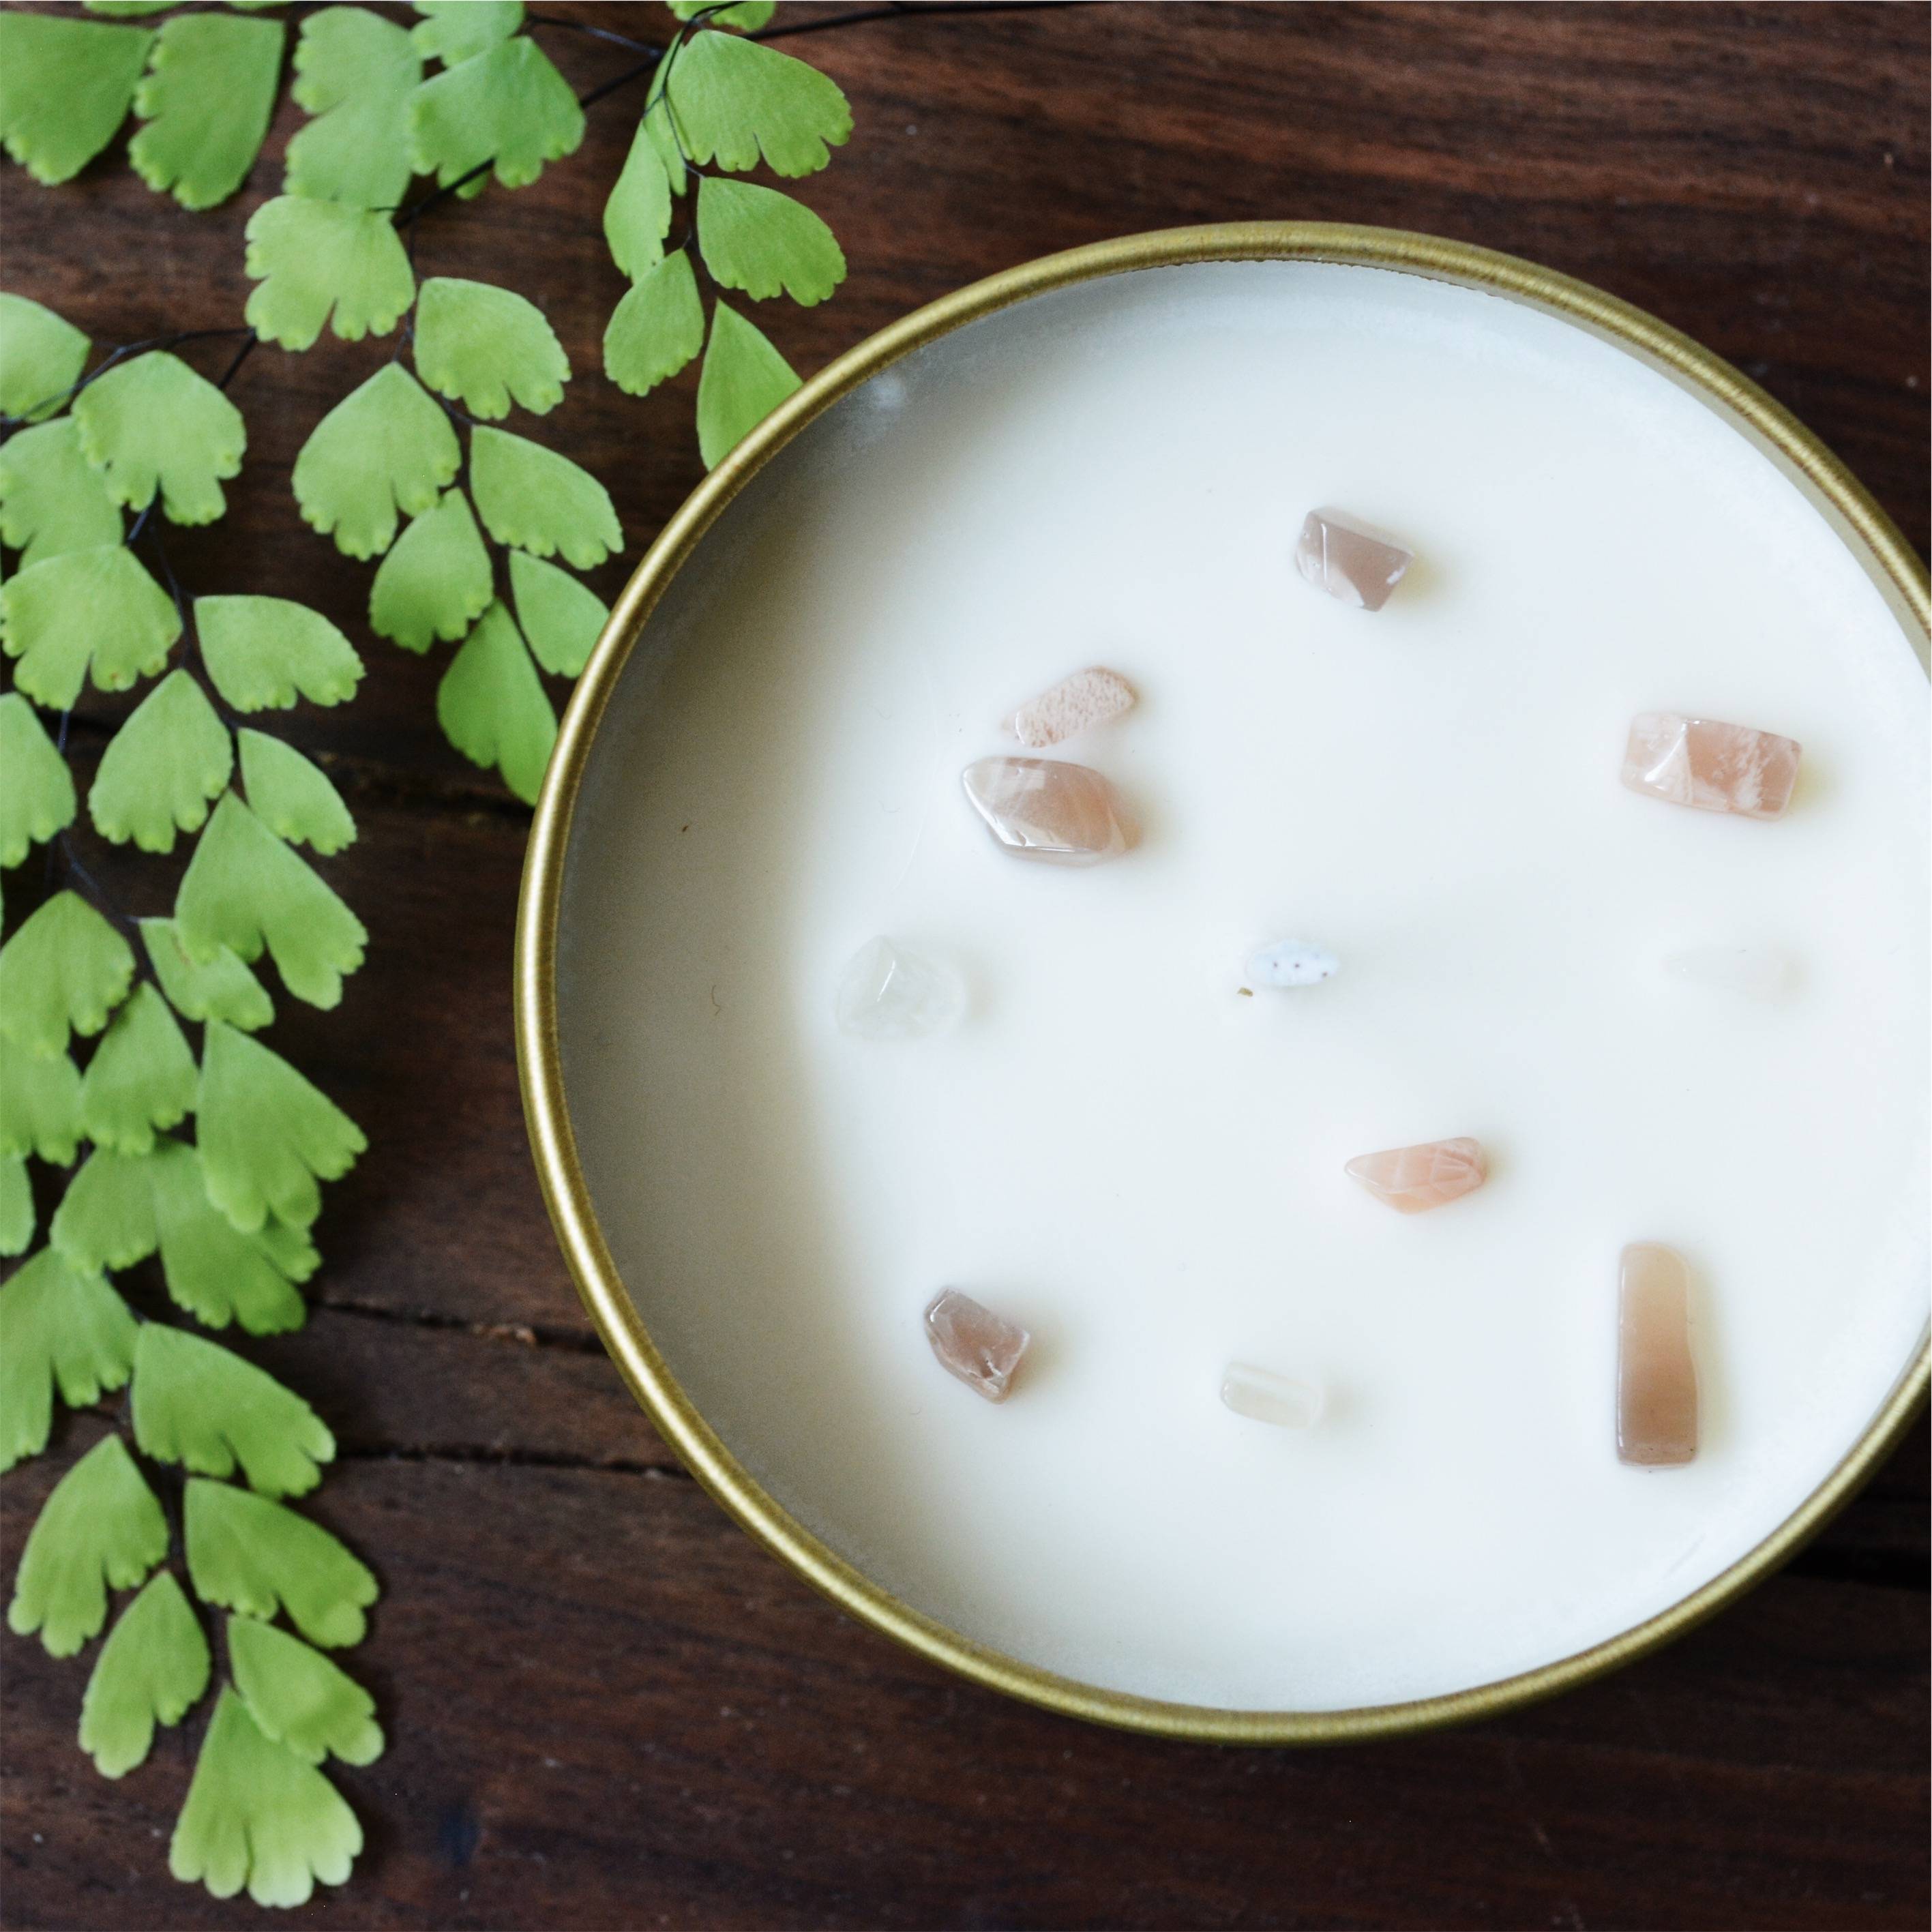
[923,1289,1030,1403]
[1247,940,1339,987]
[1618,1242,1698,1466]
[1294,509,1412,611]
[1346,1137,1487,1213]
[1621,712,1801,819]
[961,756,1135,865]
[1005,666,1137,749]
[1220,1363,1324,1429]
[834,938,964,1041]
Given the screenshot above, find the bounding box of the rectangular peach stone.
[1618,1243,1698,1466]
[1622,713,1801,819]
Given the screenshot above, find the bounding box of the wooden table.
[3,5,1925,1925]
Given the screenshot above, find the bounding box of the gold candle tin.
[516,225,1929,1743]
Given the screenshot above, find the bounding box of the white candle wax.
[558,263,1928,1712]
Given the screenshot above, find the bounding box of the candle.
[548,256,1927,1715]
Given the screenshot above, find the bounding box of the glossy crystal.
[1294,509,1412,611]
[1618,1242,1698,1466]
[923,1289,1030,1403]
[1621,713,1801,819]
[833,937,964,1040]
[1007,666,1136,749]
[961,756,1135,865]
[1220,1363,1324,1429]
[1346,1137,1487,1213]
[1247,940,1339,988]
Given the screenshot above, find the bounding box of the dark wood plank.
[2,5,1925,1929]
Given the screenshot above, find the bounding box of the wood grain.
[2,5,1925,1927]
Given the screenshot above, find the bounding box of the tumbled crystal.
[1622,713,1801,819]
[1294,509,1412,611]
[1220,1363,1323,1429]
[1618,1242,1698,1466]
[961,757,1135,865]
[1662,943,1796,1002]
[1346,1137,1487,1213]
[923,1289,1030,1403]
[834,937,964,1041]
[1247,940,1339,988]
[1005,666,1137,749]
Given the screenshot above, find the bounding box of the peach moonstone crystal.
[1294,509,1412,611]
[961,757,1135,865]
[1345,1137,1487,1213]
[924,1289,1030,1403]
[1006,666,1136,749]
[1617,1243,1698,1466]
[1621,712,1801,819]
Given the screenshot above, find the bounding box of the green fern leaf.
[132,1324,334,1498]
[410,36,583,196]
[0,693,78,867]
[129,12,285,211]
[697,176,845,305]
[411,0,522,65]
[196,1020,365,1230]
[0,1249,136,1473]
[603,121,672,280]
[0,1035,83,1163]
[150,1140,308,1333]
[470,426,621,567]
[170,1687,362,1908]
[244,196,415,351]
[80,984,198,1153]
[0,14,154,187]
[81,3,179,17]
[0,293,91,422]
[604,248,704,400]
[175,793,366,1009]
[509,549,607,678]
[368,488,491,652]
[183,1479,377,1647]
[78,1571,211,1778]
[291,363,459,559]
[0,891,136,1058]
[8,1435,166,1656]
[436,600,556,804]
[88,668,234,853]
[1,544,181,711]
[238,731,356,855]
[229,1615,383,1766]
[140,917,274,1032]
[285,5,421,209]
[0,418,124,567]
[415,276,569,419]
[196,593,365,713]
[665,31,850,178]
[696,299,799,469]
[669,0,775,23]
[73,351,247,524]
[0,1154,31,1258]
[51,1146,160,1271]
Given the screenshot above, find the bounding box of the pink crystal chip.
[1621,712,1801,819]
[1294,509,1412,611]
[1346,1137,1487,1213]
[1006,666,1137,749]
[961,756,1135,865]
[1618,1242,1698,1466]
[924,1289,1030,1403]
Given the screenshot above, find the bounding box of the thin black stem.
[526,10,657,53]
[578,51,666,113]
[754,0,1086,40]
[0,327,253,439]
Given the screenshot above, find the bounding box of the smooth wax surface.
[557,263,1929,1712]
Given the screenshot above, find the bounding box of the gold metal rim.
[516,224,1931,1744]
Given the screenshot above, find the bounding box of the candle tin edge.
[516,224,1931,1744]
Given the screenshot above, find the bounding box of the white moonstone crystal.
[833,938,964,1040]
[1005,666,1136,748]
[1220,1363,1324,1429]
[1662,944,1796,1002]
[1247,940,1339,988]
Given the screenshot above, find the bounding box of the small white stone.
[834,938,964,1040]
[1221,1363,1324,1429]
[1662,944,1796,1002]
[1247,940,1339,988]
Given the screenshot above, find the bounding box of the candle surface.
[558,263,1928,1711]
